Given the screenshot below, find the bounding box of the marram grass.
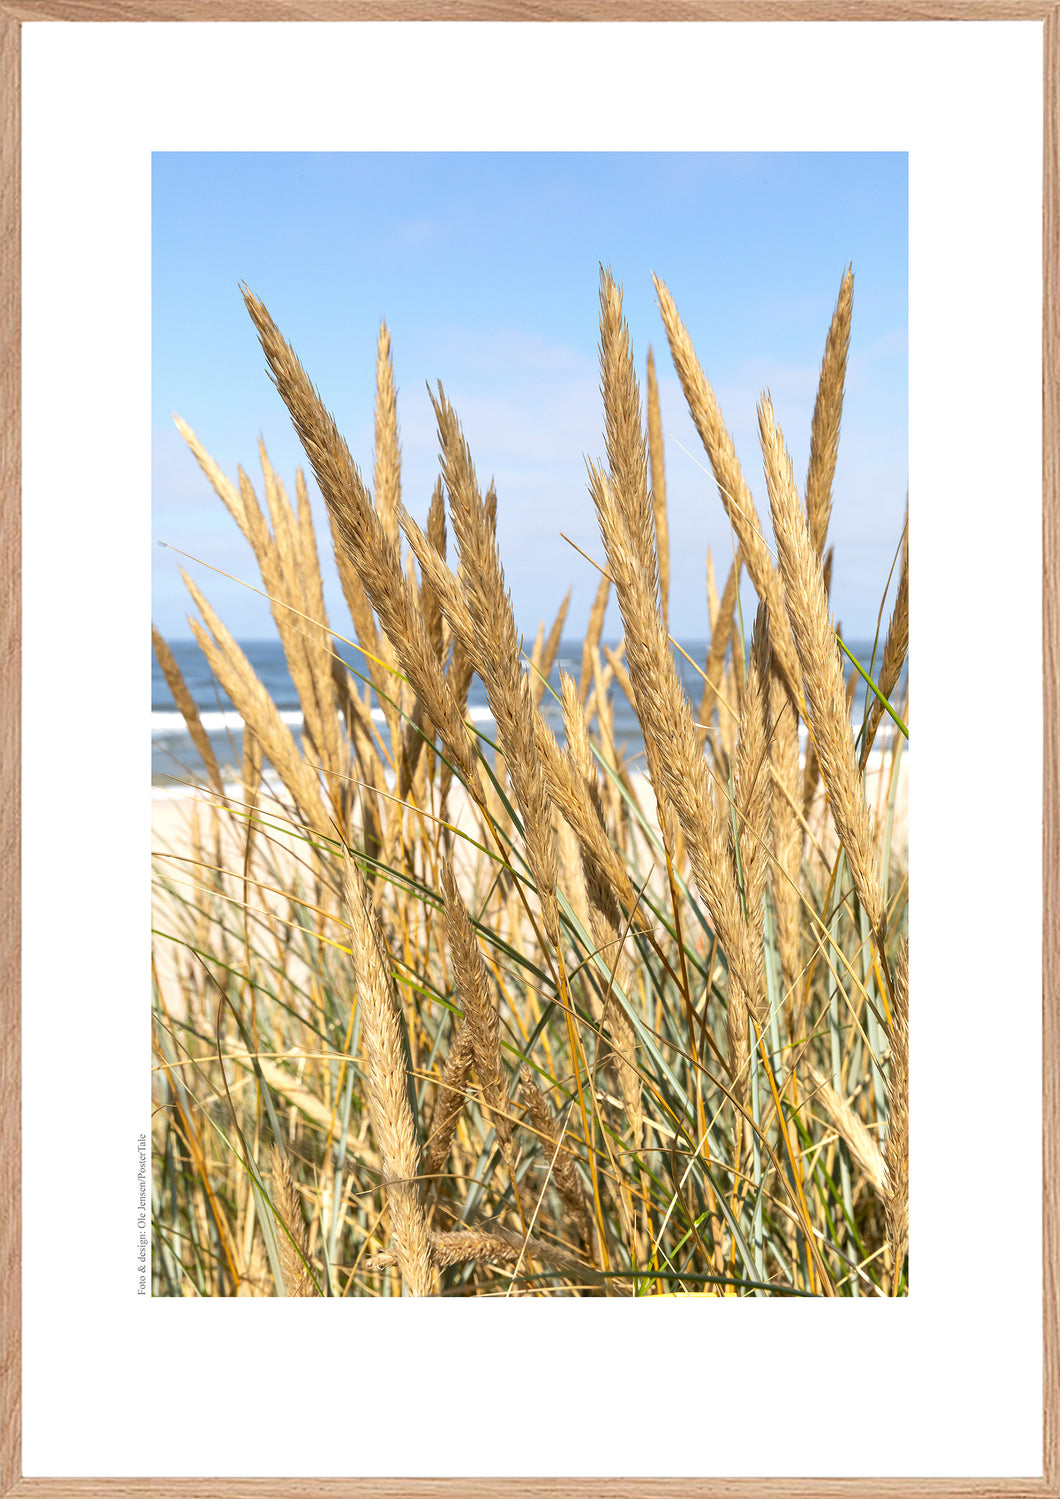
[152,266,908,1298]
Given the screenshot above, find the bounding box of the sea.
[152,635,905,792]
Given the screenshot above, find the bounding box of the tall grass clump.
[152,265,908,1298]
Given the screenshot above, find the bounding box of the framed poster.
[1,4,1055,1494]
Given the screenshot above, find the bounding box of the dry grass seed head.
[698,548,743,738]
[269,1145,318,1297]
[242,287,481,792]
[373,320,402,550]
[805,266,854,560]
[152,625,226,800]
[645,343,670,632]
[422,1022,476,1181]
[731,603,774,1019]
[241,452,345,803]
[591,275,763,1069]
[579,570,612,705]
[430,387,562,942]
[652,274,802,703]
[767,669,805,1018]
[885,939,909,1284]
[174,415,248,535]
[802,1063,886,1197]
[440,859,514,1166]
[183,570,335,841]
[530,588,571,708]
[758,394,886,943]
[519,1066,592,1246]
[342,851,435,1296]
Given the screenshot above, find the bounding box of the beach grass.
[151,265,908,1298]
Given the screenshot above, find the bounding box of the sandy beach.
[153,753,907,1004]
[152,756,907,872]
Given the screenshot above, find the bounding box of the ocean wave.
[151,704,497,736]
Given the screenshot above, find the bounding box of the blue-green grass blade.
[837,634,908,739]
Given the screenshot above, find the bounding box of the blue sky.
[153,152,907,642]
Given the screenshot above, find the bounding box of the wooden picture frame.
[1,4,1055,1494]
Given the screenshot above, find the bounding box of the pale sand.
[152,753,907,1003]
[151,775,497,1007]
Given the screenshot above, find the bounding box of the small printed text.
[136,1133,147,1295]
